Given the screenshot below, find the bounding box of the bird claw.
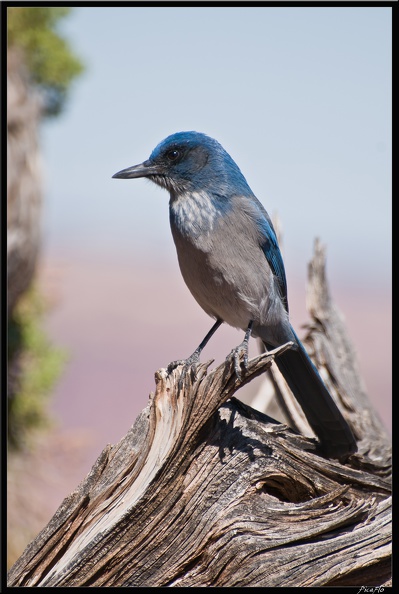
[167,351,200,389]
[228,341,249,381]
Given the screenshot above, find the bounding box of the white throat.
[170,190,219,235]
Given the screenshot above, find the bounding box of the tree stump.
[7,240,391,587]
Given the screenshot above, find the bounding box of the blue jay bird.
[113,131,357,459]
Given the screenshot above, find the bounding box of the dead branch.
[7,241,391,587]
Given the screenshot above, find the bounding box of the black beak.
[112,160,160,179]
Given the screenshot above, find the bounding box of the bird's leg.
[167,319,223,386]
[228,320,254,380]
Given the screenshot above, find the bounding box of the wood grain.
[7,240,391,587]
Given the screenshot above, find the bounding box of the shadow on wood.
[7,240,391,587]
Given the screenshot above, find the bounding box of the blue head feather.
[147,131,253,197]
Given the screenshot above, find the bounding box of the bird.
[113,131,357,459]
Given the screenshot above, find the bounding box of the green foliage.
[8,287,68,449]
[8,6,84,116]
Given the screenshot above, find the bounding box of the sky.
[40,6,391,290]
[33,5,391,463]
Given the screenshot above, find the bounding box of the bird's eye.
[166,149,180,161]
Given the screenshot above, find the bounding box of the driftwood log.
[7,240,391,587]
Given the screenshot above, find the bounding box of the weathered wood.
[267,239,391,463]
[7,242,391,587]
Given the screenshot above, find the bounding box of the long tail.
[264,330,357,458]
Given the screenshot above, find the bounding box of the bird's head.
[112,131,252,197]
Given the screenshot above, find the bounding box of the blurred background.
[7,5,391,568]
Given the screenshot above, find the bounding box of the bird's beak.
[112,160,160,179]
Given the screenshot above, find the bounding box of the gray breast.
[169,191,293,345]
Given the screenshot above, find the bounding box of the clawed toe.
[167,352,200,388]
[225,321,253,381]
[227,342,249,381]
[167,359,185,374]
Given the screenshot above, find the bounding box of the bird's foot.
[167,350,201,389]
[227,340,249,381]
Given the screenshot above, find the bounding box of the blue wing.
[256,211,289,312]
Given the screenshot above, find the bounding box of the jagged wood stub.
[7,243,391,587]
[267,238,391,466]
